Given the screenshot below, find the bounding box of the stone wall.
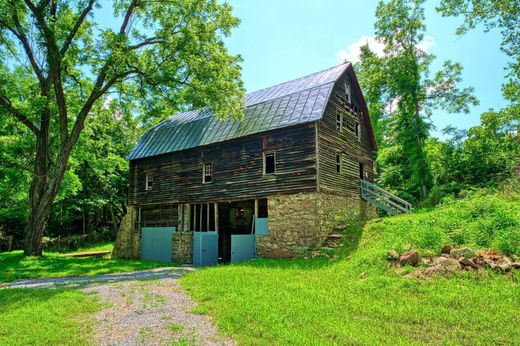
[173,231,193,264]
[112,206,140,259]
[257,192,376,258]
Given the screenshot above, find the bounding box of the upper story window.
[355,123,361,141]
[336,111,343,131]
[335,152,343,174]
[263,151,276,174]
[345,81,351,102]
[202,162,213,183]
[145,173,153,190]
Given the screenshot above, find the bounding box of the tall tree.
[357,0,478,201]
[0,0,244,256]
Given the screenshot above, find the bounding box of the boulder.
[511,261,520,269]
[441,244,453,254]
[450,247,475,259]
[399,250,420,266]
[434,256,462,271]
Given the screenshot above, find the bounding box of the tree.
[0,0,244,256]
[356,0,478,201]
[437,0,520,103]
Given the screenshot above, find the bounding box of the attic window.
[263,151,276,174]
[202,163,212,183]
[145,173,153,190]
[345,81,351,102]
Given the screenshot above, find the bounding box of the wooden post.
[214,202,219,233]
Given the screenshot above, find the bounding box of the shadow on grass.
[230,221,366,270]
[0,251,173,283]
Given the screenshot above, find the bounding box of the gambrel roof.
[128,63,374,160]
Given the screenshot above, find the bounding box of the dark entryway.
[218,200,255,263]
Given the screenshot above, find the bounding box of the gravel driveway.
[2,268,235,346]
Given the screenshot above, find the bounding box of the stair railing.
[360,179,412,215]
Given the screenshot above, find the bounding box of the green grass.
[0,250,171,283]
[63,242,115,254]
[0,289,101,345]
[181,190,520,345]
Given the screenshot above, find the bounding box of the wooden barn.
[113,63,411,265]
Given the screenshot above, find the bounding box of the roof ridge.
[245,62,349,97]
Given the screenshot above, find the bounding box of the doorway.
[218,200,255,263]
[359,162,364,180]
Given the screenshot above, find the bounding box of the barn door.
[141,227,176,263]
[193,232,218,266]
[230,234,256,263]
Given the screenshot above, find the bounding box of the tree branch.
[128,37,164,50]
[60,0,96,57]
[0,92,39,135]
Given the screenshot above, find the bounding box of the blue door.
[141,227,176,263]
[231,234,256,263]
[193,232,218,266]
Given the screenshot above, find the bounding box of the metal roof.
[128,63,349,160]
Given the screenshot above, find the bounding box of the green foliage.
[356,0,478,202]
[181,191,520,345]
[0,289,100,346]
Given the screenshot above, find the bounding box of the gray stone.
[497,257,512,271]
[112,206,140,259]
[450,247,475,259]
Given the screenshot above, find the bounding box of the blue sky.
[224,0,508,138]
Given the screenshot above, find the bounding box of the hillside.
[181,189,520,345]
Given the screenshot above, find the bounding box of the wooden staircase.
[360,179,412,215]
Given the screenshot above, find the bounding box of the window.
[145,173,153,190]
[188,203,215,231]
[336,112,343,131]
[355,123,361,140]
[335,152,343,174]
[345,81,351,102]
[263,151,276,174]
[202,162,212,183]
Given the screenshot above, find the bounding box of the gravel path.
[2,268,235,345]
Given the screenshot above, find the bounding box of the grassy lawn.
[181,190,520,345]
[0,288,101,345]
[0,243,171,283]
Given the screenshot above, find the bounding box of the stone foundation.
[173,231,193,264]
[112,206,140,259]
[257,192,376,258]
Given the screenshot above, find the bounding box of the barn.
[113,62,410,265]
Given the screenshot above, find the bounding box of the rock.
[399,250,420,266]
[511,261,520,269]
[450,247,475,259]
[333,224,348,231]
[483,258,498,269]
[388,250,400,261]
[441,244,453,254]
[327,233,344,239]
[434,256,462,271]
[497,257,512,271]
[458,256,479,269]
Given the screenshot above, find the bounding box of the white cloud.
[335,35,435,63]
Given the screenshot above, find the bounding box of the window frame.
[355,122,361,141]
[336,111,343,131]
[345,80,351,102]
[263,151,276,175]
[202,162,213,184]
[335,151,344,174]
[145,172,153,191]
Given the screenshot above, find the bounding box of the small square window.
[145,173,153,190]
[203,163,212,183]
[263,151,276,174]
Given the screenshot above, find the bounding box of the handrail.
[360,179,412,214]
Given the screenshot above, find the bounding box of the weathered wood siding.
[129,124,317,206]
[317,71,375,195]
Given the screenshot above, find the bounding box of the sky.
[223,0,509,138]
